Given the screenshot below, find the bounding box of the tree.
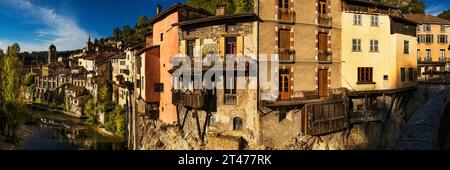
[0,43,25,141]
[234,0,254,14]
[135,16,151,41]
[400,0,425,14]
[113,27,122,42]
[187,0,237,15]
[438,9,450,20]
[105,105,126,137]
[84,98,97,123]
[122,25,133,46]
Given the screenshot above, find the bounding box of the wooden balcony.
[318,14,332,28]
[302,100,348,136]
[277,8,296,24]
[172,90,206,109]
[278,48,296,63]
[318,50,332,64]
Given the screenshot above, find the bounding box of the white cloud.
[0,0,92,52]
[426,5,445,16]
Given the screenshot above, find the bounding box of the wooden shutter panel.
[237,36,244,55]
[195,39,201,58]
[219,37,225,59]
[319,33,328,51]
[180,40,186,55]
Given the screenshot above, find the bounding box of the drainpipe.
[256,0,261,144]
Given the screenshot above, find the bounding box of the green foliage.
[135,16,151,40]
[0,43,25,140]
[438,9,450,20]
[84,98,97,123]
[105,105,126,137]
[400,0,425,14]
[20,50,82,65]
[187,0,253,15]
[113,27,122,42]
[98,84,110,104]
[24,73,36,87]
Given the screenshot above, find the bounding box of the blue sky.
[0,0,449,52]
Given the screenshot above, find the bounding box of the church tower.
[48,44,57,64]
[86,36,93,52]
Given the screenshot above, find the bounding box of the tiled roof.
[405,14,450,24]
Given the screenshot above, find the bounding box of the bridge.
[393,83,450,150]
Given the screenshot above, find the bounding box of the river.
[20,107,126,150]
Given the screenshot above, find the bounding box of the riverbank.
[0,124,35,150]
[1,107,125,150]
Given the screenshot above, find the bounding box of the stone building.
[35,45,71,103]
[173,7,260,147]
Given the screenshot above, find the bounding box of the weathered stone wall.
[393,86,450,150]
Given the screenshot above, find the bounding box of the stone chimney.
[216,5,226,16]
[156,4,162,15]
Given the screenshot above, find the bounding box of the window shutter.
[195,39,201,58]
[237,36,244,55]
[180,40,186,55]
[219,37,225,59]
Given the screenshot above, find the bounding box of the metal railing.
[318,50,332,64]
[318,13,332,27]
[278,48,296,63]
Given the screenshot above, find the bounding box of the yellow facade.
[341,12,417,92]
[416,24,450,62]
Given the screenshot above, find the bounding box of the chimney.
[216,5,226,16]
[156,4,161,15]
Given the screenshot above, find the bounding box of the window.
[417,25,420,32]
[371,15,378,27]
[278,29,291,49]
[120,61,125,65]
[404,41,409,54]
[408,68,414,81]
[319,0,327,15]
[440,49,446,61]
[424,24,431,32]
[401,68,406,82]
[357,67,373,83]
[417,49,420,61]
[187,40,195,58]
[352,39,361,52]
[438,35,448,44]
[425,34,433,43]
[225,37,237,98]
[441,25,446,32]
[426,49,431,61]
[353,14,362,25]
[160,33,164,42]
[233,117,243,130]
[279,0,289,9]
[370,40,379,52]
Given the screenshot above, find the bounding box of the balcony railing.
[277,8,296,24]
[278,48,296,63]
[318,50,332,64]
[318,13,332,27]
[224,94,237,105]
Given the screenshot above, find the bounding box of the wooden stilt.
[194,110,203,145]
[180,108,189,131]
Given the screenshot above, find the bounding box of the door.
[279,69,290,100]
[318,69,328,98]
[318,33,328,61]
